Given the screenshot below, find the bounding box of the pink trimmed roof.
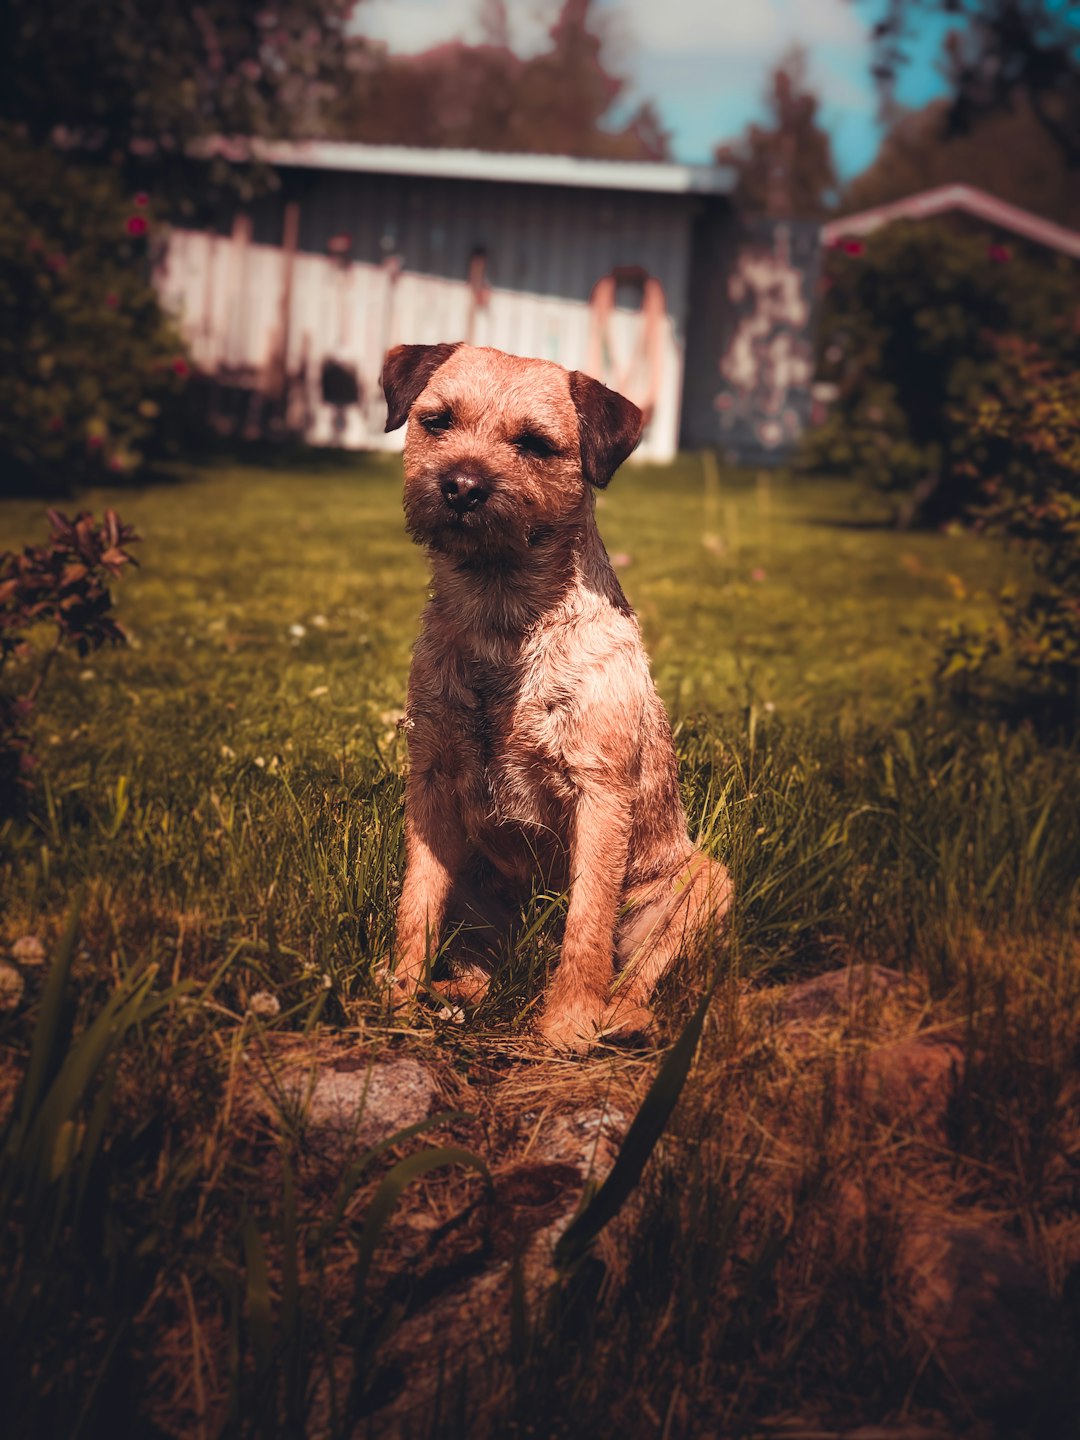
[822,184,1080,259]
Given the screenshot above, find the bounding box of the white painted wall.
[157,174,699,461]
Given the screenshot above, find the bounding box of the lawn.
[1,456,1078,1438]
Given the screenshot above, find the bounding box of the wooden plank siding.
[157,167,716,461]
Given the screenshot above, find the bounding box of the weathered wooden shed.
[158,141,822,462]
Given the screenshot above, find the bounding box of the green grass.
[1,455,1078,1438]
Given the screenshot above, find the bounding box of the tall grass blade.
[11,892,82,1143]
[240,1212,274,1379]
[351,1145,491,1300]
[554,977,717,1275]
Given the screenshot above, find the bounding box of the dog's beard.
[405,483,531,564]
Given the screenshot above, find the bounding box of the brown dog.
[381,342,731,1051]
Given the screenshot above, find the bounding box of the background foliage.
[939,341,1080,730]
[0,130,188,495]
[803,219,1079,525]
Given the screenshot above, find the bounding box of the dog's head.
[381,343,642,561]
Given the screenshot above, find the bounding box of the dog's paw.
[599,1001,656,1046]
[537,1003,604,1054]
[429,967,490,1007]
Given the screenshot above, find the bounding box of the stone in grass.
[777,963,917,1027]
[897,1214,1071,1431]
[269,1054,441,1157]
[354,1100,631,1433]
[858,1036,964,1139]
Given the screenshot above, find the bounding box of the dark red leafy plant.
[0,509,139,807]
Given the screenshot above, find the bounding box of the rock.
[777,964,916,1028]
[858,1037,964,1138]
[266,1053,442,1156]
[896,1214,1066,1429]
[353,1100,631,1436]
[535,1104,628,1178]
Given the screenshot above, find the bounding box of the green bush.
[0,130,188,493]
[804,221,1079,526]
[937,342,1080,733]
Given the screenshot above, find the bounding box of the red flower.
[87,433,104,451]
[46,253,67,272]
[48,415,64,433]
[105,292,120,309]
[988,243,1011,264]
[134,191,149,208]
[842,239,865,257]
[172,356,191,378]
[26,235,42,253]
[126,215,148,238]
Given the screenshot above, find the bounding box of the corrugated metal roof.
[823,184,1080,259]
[198,137,735,196]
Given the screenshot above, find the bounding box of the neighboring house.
[822,183,1080,260]
[157,140,824,463]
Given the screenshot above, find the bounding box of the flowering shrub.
[0,510,139,805]
[938,343,1080,733]
[0,129,188,492]
[803,220,1079,526]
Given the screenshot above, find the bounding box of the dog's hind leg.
[603,854,732,1038]
[428,869,516,1007]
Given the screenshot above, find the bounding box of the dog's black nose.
[441,474,489,514]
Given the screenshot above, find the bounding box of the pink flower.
[841,239,864,257]
[171,357,190,378]
[134,191,149,208]
[108,455,126,472]
[126,215,148,238]
[751,567,767,583]
[988,243,1011,264]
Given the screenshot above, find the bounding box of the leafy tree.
[864,1,1080,166]
[0,1,362,197]
[842,92,1080,228]
[803,219,1079,524]
[0,129,188,494]
[714,47,839,219]
[938,341,1080,732]
[332,0,670,160]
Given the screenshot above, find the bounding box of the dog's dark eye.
[513,432,557,459]
[420,410,453,435]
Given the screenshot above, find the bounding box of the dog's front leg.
[539,784,632,1051]
[391,769,466,1004]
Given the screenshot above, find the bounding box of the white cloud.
[360,0,553,55]
[361,0,868,61]
[619,0,865,57]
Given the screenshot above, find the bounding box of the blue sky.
[358,0,956,178]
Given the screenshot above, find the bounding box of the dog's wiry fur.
[383,342,731,1051]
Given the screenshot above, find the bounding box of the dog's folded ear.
[568,372,644,487]
[381,343,462,432]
